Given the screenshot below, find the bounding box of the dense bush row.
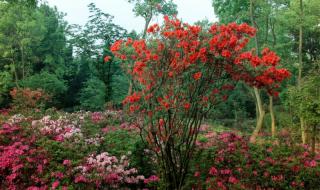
[1,109,319,189]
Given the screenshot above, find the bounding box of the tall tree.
[128,0,178,38]
[0,2,46,86]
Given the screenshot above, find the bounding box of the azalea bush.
[73,152,145,189]
[0,123,50,190]
[0,110,152,190]
[111,16,290,189]
[190,132,320,190]
[9,88,50,114]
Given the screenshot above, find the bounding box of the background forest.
[1,0,319,146]
[0,0,320,189]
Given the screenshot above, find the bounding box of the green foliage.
[100,129,138,156]
[128,0,177,37]
[20,72,67,107]
[129,0,178,19]
[0,1,46,77]
[212,0,250,24]
[33,4,69,75]
[287,74,320,126]
[78,77,106,111]
[0,68,13,105]
[111,72,129,104]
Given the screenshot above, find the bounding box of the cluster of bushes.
[1,108,319,189]
[190,132,320,190]
[0,110,157,190]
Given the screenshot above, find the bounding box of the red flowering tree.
[110,16,290,189]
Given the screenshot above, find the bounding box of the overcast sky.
[46,0,217,33]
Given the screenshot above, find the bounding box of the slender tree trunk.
[311,125,316,154]
[249,0,265,143]
[11,49,20,89]
[142,15,152,39]
[13,63,20,89]
[298,0,303,89]
[269,95,276,138]
[250,87,265,143]
[20,45,25,79]
[301,117,307,144]
[250,0,259,53]
[269,21,277,138]
[298,0,305,144]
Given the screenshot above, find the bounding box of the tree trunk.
[250,0,259,53]
[298,0,305,144]
[311,125,316,154]
[269,95,276,138]
[13,63,20,89]
[142,15,152,39]
[250,87,265,143]
[301,117,307,144]
[11,48,20,89]
[249,0,266,143]
[128,81,133,95]
[20,45,25,79]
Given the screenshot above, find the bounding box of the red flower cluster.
[110,17,291,187]
[193,72,202,80]
[104,56,111,63]
[110,15,292,153]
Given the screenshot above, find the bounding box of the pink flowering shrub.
[0,123,50,190]
[0,119,148,190]
[191,132,320,190]
[73,152,145,188]
[91,112,103,123]
[0,108,9,116]
[32,115,83,142]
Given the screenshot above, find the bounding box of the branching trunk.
[250,87,265,143]
[142,15,152,39]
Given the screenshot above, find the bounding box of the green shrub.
[20,72,67,107]
[78,78,106,111]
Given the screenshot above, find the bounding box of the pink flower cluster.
[192,132,320,190]
[84,135,105,146]
[143,175,160,184]
[32,115,83,142]
[8,114,26,124]
[91,112,103,123]
[74,152,145,188]
[0,123,49,190]
[0,108,10,116]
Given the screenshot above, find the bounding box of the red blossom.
[193,72,202,80]
[184,102,191,110]
[104,56,111,63]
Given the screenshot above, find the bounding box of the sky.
[46,0,217,33]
